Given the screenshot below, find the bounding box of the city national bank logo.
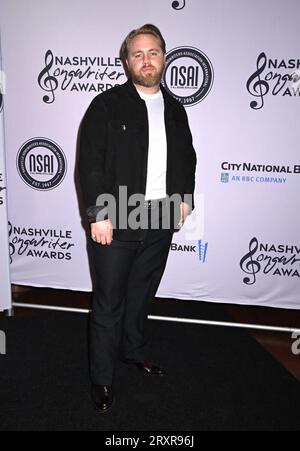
[171,239,208,263]
[38,50,125,104]
[17,138,67,191]
[162,47,214,107]
[240,237,300,285]
[247,52,300,109]
[220,161,300,186]
[8,222,75,264]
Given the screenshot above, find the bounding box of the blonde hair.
[120,24,166,61]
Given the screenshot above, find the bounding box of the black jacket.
[78,79,197,240]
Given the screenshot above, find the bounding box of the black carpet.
[0,311,300,431]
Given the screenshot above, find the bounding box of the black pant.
[89,228,173,385]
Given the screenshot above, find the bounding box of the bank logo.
[220,162,300,186]
[171,239,208,263]
[162,47,214,107]
[221,173,230,183]
[198,240,208,263]
[17,138,67,191]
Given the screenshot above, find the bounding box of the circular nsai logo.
[162,46,214,107]
[17,138,67,190]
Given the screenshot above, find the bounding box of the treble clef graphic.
[246,52,269,110]
[8,221,15,264]
[172,0,186,10]
[240,237,261,285]
[38,50,58,104]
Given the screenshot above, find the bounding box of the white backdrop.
[0,0,300,309]
[0,30,11,311]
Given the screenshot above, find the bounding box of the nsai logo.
[162,47,214,107]
[17,138,67,190]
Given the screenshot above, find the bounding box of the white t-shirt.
[138,89,167,200]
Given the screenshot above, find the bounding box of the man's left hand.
[179,202,191,227]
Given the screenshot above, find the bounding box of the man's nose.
[143,53,150,65]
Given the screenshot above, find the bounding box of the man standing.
[78,24,196,413]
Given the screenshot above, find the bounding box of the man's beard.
[129,65,165,88]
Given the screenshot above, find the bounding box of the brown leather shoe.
[91,384,114,413]
[123,360,166,376]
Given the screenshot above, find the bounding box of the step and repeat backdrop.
[1,0,299,310]
[0,32,11,310]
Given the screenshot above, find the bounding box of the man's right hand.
[91,219,113,245]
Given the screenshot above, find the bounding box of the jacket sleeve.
[78,97,109,223]
[181,106,197,211]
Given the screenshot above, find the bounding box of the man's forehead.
[129,34,161,51]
